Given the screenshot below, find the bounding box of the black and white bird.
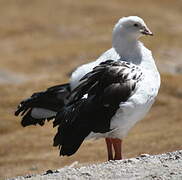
[15,16,160,160]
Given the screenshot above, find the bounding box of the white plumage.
[70,16,160,141]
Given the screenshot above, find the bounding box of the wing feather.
[53,60,143,156]
[15,83,70,127]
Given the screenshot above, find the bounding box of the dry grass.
[0,0,182,179]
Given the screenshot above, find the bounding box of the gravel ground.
[9,150,182,180]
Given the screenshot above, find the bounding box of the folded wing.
[53,60,143,156]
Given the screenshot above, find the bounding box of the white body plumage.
[70,40,160,140]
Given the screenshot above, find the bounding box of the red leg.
[105,138,113,160]
[112,138,122,160]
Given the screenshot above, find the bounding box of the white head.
[112,16,153,62]
[113,16,153,43]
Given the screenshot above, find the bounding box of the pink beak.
[141,27,153,36]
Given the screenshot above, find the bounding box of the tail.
[53,123,91,156]
[15,83,70,127]
[53,98,92,156]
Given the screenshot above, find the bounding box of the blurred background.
[0,0,182,179]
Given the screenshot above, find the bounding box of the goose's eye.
[134,23,139,27]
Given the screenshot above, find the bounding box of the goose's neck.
[112,35,142,65]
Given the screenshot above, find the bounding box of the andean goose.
[15,16,160,160]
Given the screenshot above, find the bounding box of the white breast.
[107,66,160,138]
[74,43,160,141]
[86,67,160,140]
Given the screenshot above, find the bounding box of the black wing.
[53,60,143,156]
[15,83,70,127]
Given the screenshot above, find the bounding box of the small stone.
[151,174,158,179]
[81,172,92,176]
[44,169,54,175]
[127,158,139,163]
[123,159,130,163]
[127,159,133,163]
[175,155,181,159]
[163,164,168,167]
[140,154,150,158]
[23,175,32,178]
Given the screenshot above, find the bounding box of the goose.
[15,16,160,160]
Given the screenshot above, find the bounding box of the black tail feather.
[15,83,70,127]
[21,109,53,127]
[53,123,91,156]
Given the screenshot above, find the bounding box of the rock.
[140,153,150,157]
[44,170,54,175]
